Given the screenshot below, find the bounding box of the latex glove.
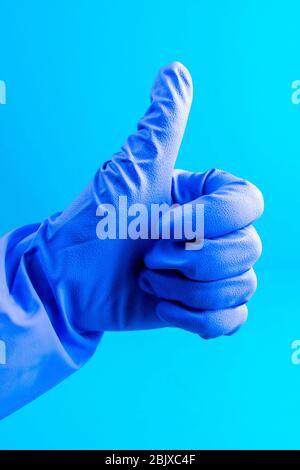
[0,62,263,420]
[25,62,263,335]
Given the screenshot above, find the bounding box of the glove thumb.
[102,62,193,195]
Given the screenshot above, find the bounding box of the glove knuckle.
[244,269,258,300]
[243,180,264,216]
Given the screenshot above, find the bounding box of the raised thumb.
[106,62,193,188]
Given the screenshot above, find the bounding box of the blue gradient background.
[0,0,299,449]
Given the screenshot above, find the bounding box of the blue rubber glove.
[0,62,263,419]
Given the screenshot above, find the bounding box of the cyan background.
[0,0,299,449]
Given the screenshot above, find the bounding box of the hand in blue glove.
[26,61,262,337]
[0,62,263,419]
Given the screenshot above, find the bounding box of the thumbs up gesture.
[27,62,263,339]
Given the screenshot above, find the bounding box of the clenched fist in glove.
[0,62,263,419]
